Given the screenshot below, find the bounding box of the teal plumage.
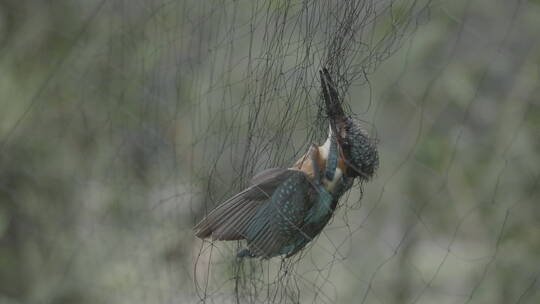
[194,142,357,258]
[194,68,378,259]
[341,119,379,178]
[195,167,341,258]
[244,170,312,258]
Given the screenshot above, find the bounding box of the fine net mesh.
[1,0,539,303]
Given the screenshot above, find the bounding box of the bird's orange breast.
[292,146,347,180]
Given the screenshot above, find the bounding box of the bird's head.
[319,68,379,180]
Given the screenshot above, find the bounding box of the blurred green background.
[0,0,539,303]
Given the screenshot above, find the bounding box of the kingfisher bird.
[194,68,379,259]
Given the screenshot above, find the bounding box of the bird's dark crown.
[340,117,378,180]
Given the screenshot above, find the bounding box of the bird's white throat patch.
[318,126,333,160]
[319,137,331,159]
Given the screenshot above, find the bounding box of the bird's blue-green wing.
[244,170,312,258]
[194,168,295,241]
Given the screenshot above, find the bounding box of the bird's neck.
[318,135,332,160]
[292,135,346,194]
[317,138,344,192]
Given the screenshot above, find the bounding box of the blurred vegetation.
[0,0,539,303]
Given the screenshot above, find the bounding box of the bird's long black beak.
[319,68,346,140]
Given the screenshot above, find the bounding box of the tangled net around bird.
[192,1,433,303]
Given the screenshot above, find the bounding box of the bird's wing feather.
[249,167,288,186]
[193,168,294,241]
[245,170,312,258]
